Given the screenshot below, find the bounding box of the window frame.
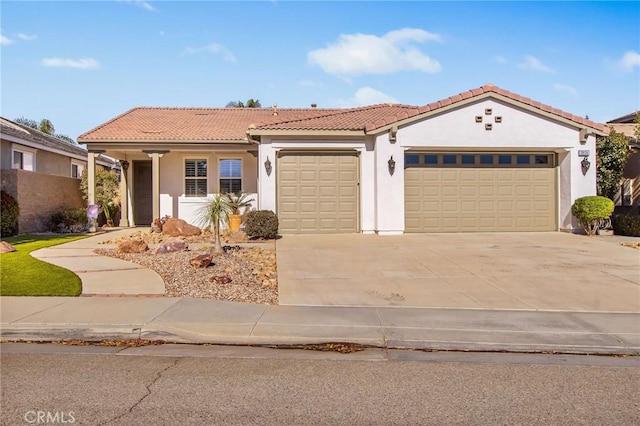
[71,161,85,179]
[184,158,209,198]
[218,157,243,194]
[11,145,36,171]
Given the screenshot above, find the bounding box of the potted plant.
[225,193,254,232]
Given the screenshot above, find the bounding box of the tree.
[14,116,77,144]
[195,194,233,254]
[14,116,38,129]
[225,99,261,108]
[80,169,120,227]
[38,118,55,135]
[596,129,630,200]
[635,112,640,141]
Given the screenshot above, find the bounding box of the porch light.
[581,157,591,175]
[120,160,129,172]
[388,155,396,175]
[264,156,272,176]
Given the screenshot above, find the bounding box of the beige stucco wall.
[1,138,88,177]
[1,140,12,169]
[1,169,84,233]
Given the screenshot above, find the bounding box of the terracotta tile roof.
[1,117,88,157]
[78,84,607,142]
[607,112,637,124]
[78,107,342,142]
[253,104,419,131]
[360,83,608,133]
[607,123,638,141]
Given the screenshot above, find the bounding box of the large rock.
[156,239,188,254]
[0,241,16,253]
[162,218,201,237]
[190,254,213,268]
[117,239,149,253]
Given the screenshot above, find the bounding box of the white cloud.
[117,0,157,12]
[1,34,13,45]
[554,83,578,97]
[42,57,100,69]
[308,28,442,76]
[517,55,554,73]
[185,43,236,63]
[298,80,319,87]
[17,33,37,40]
[336,87,399,107]
[618,51,640,72]
[494,55,507,64]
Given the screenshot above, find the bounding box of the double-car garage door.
[405,153,557,232]
[278,152,359,233]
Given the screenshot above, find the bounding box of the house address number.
[578,150,590,157]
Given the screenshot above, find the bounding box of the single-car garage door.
[405,153,557,232]
[278,152,359,233]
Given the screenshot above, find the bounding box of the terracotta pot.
[229,214,242,232]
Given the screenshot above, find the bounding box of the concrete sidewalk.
[1,296,638,354]
[31,228,165,296]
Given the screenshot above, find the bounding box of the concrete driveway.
[276,233,640,312]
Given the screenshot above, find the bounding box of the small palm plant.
[196,194,233,254]
[224,193,255,215]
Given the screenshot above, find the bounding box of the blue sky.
[1,1,639,140]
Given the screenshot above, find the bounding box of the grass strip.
[0,234,88,296]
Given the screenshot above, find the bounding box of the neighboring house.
[0,117,118,233]
[78,84,606,234]
[606,112,639,211]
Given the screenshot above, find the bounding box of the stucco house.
[0,117,118,233]
[78,84,606,234]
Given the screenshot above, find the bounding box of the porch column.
[87,152,97,232]
[145,152,165,222]
[119,160,130,227]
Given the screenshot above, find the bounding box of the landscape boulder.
[0,241,16,253]
[117,239,148,253]
[162,218,201,237]
[210,275,232,284]
[190,254,213,268]
[156,239,188,254]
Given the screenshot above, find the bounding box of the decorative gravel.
[95,246,278,304]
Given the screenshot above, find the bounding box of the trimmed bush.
[50,208,87,233]
[1,190,19,237]
[244,210,279,240]
[611,215,640,237]
[571,196,614,236]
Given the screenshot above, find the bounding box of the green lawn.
[0,234,88,296]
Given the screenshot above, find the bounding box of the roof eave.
[78,138,251,145]
[248,129,365,137]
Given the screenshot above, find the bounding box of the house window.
[219,159,242,194]
[71,162,84,178]
[185,159,207,197]
[12,149,34,171]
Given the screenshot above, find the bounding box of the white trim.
[3,134,87,161]
[11,145,36,171]
[70,160,85,178]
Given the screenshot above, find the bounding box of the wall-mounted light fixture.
[388,155,396,175]
[119,160,129,172]
[581,157,591,175]
[264,156,272,176]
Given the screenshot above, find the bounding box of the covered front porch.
[86,147,259,227]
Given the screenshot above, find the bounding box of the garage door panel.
[278,153,358,234]
[405,166,556,232]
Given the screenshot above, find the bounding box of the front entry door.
[133,161,153,226]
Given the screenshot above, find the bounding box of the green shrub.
[611,215,640,237]
[244,210,279,240]
[571,196,615,236]
[50,208,87,233]
[1,190,19,237]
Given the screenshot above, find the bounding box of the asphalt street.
[1,343,638,425]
